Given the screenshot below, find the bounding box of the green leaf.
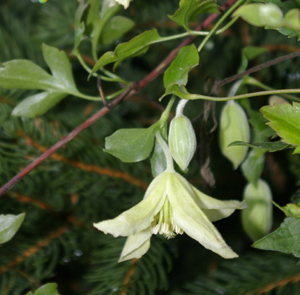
[164,44,199,88]
[253,217,300,258]
[0,45,78,93]
[0,213,25,244]
[238,46,267,73]
[11,92,67,118]
[228,140,290,152]
[160,45,199,100]
[25,283,59,295]
[260,102,300,149]
[91,1,121,60]
[90,29,162,75]
[0,60,59,91]
[42,44,77,92]
[0,44,98,117]
[169,0,219,31]
[241,149,265,186]
[273,201,300,219]
[104,124,159,162]
[83,0,102,37]
[73,0,87,51]
[248,109,277,138]
[100,16,135,45]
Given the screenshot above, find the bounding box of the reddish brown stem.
[0,0,238,196]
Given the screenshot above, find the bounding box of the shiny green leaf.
[169,0,219,31]
[25,283,59,295]
[12,92,67,118]
[91,1,121,60]
[0,60,59,91]
[273,201,300,219]
[104,124,159,162]
[42,44,77,92]
[100,16,134,45]
[253,217,300,257]
[0,213,25,244]
[228,140,290,152]
[0,44,93,117]
[238,46,267,73]
[90,29,162,75]
[241,149,265,186]
[73,0,87,51]
[83,0,102,37]
[164,44,199,89]
[260,102,300,150]
[248,109,277,138]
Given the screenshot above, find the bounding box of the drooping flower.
[94,132,246,261]
[115,0,131,9]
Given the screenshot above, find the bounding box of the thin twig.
[0,0,238,197]
[211,50,300,95]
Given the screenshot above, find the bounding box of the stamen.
[151,200,184,238]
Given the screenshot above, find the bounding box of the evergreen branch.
[120,259,139,295]
[244,273,300,295]
[23,133,148,190]
[0,85,136,196]
[0,225,70,275]
[8,192,54,211]
[0,94,14,105]
[0,0,239,197]
[264,44,300,53]
[6,192,86,227]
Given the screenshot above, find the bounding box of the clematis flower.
[115,0,131,9]
[94,132,246,262]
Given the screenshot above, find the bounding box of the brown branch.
[0,225,70,275]
[244,272,300,295]
[211,50,300,95]
[0,0,238,197]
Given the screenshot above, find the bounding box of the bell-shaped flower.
[115,0,131,9]
[94,132,246,262]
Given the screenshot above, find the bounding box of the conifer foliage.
[1,0,300,294]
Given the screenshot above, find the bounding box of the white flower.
[94,170,246,262]
[115,0,131,9]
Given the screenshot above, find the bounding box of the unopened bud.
[268,95,289,106]
[219,100,250,169]
[259,3,283,28]
[242,179,273,241]
[169,115,196,171]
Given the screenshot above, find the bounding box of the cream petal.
[115,0,130,9]
[119,227,152,262]
[168,173,238,259]
[191,185,246,222]
[93,172,168,237]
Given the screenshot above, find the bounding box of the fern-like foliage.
[170,252,300,295]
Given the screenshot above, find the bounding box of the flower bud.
[268,95,289,106]
[259,3,283,28]
[219,100,250,169]
[242,179,273,241]
[169,115,196,171]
